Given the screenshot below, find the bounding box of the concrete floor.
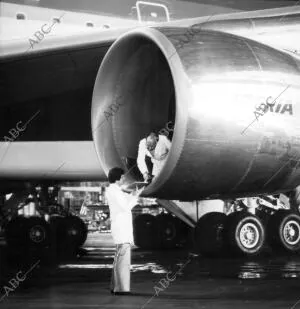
[1,233,300,308]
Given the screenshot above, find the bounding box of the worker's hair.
[108,167,125,184]
[146,132,158,142]
[148,132,158,138]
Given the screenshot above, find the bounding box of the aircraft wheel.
[5,216,28,248]
[175,218,191,248]
[226,212,265,256]
[49,215,65,258]
[49,215,87,259]
[195,212,227,256]
[26,217,51,248]
[63,215,88,248]
[156,214,179,249]
[133,214,158,249]
[268,210,300,253]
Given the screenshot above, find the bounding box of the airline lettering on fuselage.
[268,103,293,115]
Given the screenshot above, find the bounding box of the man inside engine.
[137,132,171,183]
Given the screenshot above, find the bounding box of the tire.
[267,210,300,253]
[133,214,159,249]
[49,215,65,257]
[50,215,87,258]
[156,214,179,249]
[175,218,191,248]
[51,215,87,247]
[26,217,51,248]
[5,216,50,248]
[63,216,88,248]
[225,212,265,256]
[5,216,28,248]
[195,212,227,256]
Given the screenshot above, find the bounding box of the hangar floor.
[1,233,300,309]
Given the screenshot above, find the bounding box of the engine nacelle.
[92,27,300,200]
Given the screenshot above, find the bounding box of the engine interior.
[92,32,177,182]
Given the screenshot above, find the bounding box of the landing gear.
[133,214,159,249]
[27,217,51,248]
[156,214,179,249]
[62,215,88,248]
[2,187,88,264]
[5,216,50,249]
[5,216,51,265]
[194,212,266,257]
[133,213,186,250]
[267,210,300,253]
[5,216,27,248]
[195,212,226,256]
[290,186,300,214]
[50,215,88,258]
[226,212,265,256]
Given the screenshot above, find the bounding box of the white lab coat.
[106,184,138,244]
[137,135,171,177]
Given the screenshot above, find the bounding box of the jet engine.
[92,27,300,201]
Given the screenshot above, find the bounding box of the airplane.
[0,0,300,258]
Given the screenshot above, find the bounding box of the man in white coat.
[106,167,143,295]
[137,132,171,182]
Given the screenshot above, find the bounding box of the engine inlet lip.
[92,27,190,196]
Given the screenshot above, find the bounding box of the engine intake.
[92,27,300,200]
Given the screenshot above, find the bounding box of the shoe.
[112,291,132,296]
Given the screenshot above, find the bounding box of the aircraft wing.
[0,3,140,182]
[2,4,299,58]
[196,6,300,60]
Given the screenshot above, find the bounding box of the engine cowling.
[91,27,300,201]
